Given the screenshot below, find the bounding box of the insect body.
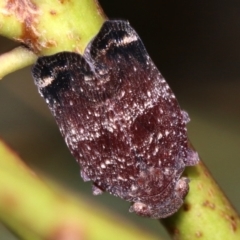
[32,20,199,219]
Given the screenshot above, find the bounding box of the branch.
[0,46,36,79]
[0,0,106,78]
[162,144,240,240]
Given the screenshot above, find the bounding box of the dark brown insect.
[32,20,199,219]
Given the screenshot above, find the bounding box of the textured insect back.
[32,20,199,219]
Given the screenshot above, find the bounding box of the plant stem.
[0,0,106,79]
[162,145,240,240]
[0,46,37,79]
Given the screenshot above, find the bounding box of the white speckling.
[144,100,150,109]
[118,175,127,181]
[123,103,129,109]
[84,75,92,81]
[119,34,138,45]
[71,129,76,134]
[118,158,125,163]
[86,145,91,151]
[157,132,163,140]
[105,159,111,165]
[133,66,137,72]
[107,126,113,133]
[71,136,77,143]
[165,130,170,136]
[98,69,106,75]
[69,100,73,106]
[147,91,151,97]
[158,160,162,166]
[131,184,138,191]
[164,168,171,175]
[153,146,159,155]
[39,76,54,88]
[80,128,84,134]
[127,161,133,166]
[95,132,100,138]
[120,90,125,98]
[101,163,106,168]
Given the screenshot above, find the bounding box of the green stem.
[0,46,37,79]
[0,0,106,79]
[162,148,240,240]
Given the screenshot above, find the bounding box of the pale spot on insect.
[105,159,112,165]
[118,34,138,46]
[71,129,76,134]
[153,146,159,156]
[129,176,135,181]
[165,130,170,137]
[39,76,55,88]
[106,126,114,133]
[119,90,125,98]
[86,145,91,151]
[148,135,153,144]
[157,132,163,140]
[101,163,106,168]
[118,158,125,163]
[118,175,127,181]
[84,75,93,81]
[131,184,138,191]
[164,168,171,175]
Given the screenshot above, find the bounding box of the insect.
[32,20,199,219]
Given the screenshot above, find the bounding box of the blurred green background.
[0,1,239,239]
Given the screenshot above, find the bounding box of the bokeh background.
[0,1,240,239]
